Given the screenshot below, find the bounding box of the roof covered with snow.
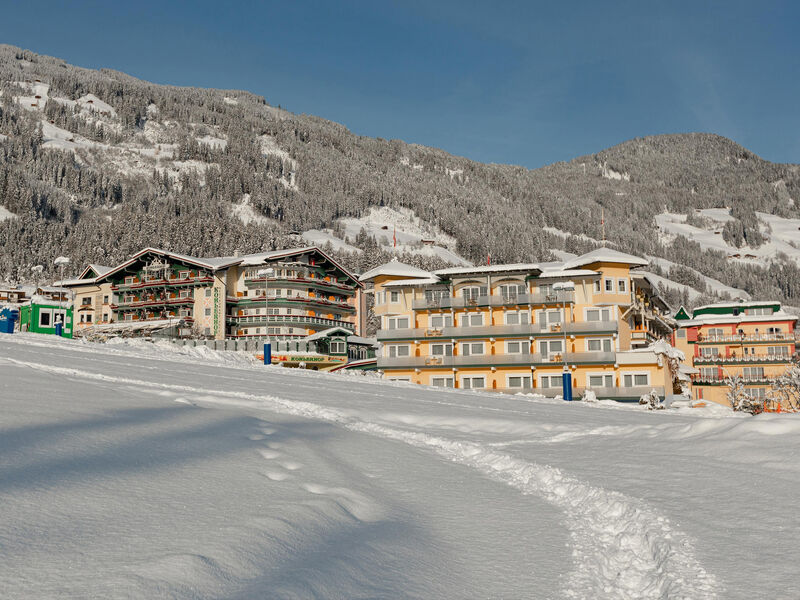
[561,248,648,270]
[381,277,442,288]
[433,263,542,277]
[359,260,434,282]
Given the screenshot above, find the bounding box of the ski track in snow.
[3,356,719,599]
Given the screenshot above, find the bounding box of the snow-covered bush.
[770,365,800,411]
[581,389,598,403]
[639,389,664,410]
[726,375,764,414]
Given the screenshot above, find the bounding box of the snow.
[562,247,648,269]
[0,205,17,222]
[40,121,101,152]
[229,194,274,226]
[645,255,749,300]
[258,134,294,164]
[11,80,49,111]
[544,226,617,247]
[655,211,800,267]
[600,162,630,181]
[360,260,433,281]
[0,133,8,141]
[696,208,735,223]
[76,93,117,117]
[336,206,472,266]
[6,333,800,597]
[223,96,239,105]
[301,228,363,253]
[196,134,227,150]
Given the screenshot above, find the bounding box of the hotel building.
[62,246,365,340]
[362,248,677,399]
[672,301,799,407]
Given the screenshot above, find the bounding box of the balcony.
[411,291,575,311]
[234,294,354,313]
[244,274,354,294]
[227,314,355,331]
[376,320,618,341]
[693,354,793,365]
[691,375,774,385]
[111,297,195,310]
[112,275,213,291]
[696,332,798,344]
[377,351,616,370]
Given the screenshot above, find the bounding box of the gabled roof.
[305,326,357,341]
[562,248,648,270]
[359,260,433,282]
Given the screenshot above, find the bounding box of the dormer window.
[179,270,190,280]
[124,276,134,285]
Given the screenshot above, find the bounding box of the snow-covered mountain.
[1,44,798,308]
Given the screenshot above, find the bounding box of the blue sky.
[2,0,797,168]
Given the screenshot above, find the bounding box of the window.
[387,316,410,329]
[85,314,92,323]
[103,295,109,304]
[587,338,612,353]
[461,312,484,327]
[499,283,525,298]
[430,314,452,328]
[424,289,448,303]
[536,309,562,325]
[388,377,411,382]
[767,346,789,356]
[431,377,454,388]
[179,270,190,279]
[387,345,410,358]
[179,309,191,317]
[585,307,612,322]
[205,288,212,298]
[329,341,346,354]
[743,366,765,380]
[460,342,484,356]
[179,289,191,298]
[204,327,211,336]
[204,308,212,316]
[460,376,485,390]
[81,297,92,306]
[588,374,613,388]
[617,279,627,293]
[538,339,563,358]
[389,290,401,303]
[103,313,109,322]
[39,310,51,327]
[700,347,719,358]
[747,307,774,316]
[505,340,530,354]
[505,311,530,325]
[375,291,385,305]
[461,286,487,302]
[746,387,767,399]
[677,329,686,338]
[622,373,649,387]
[507,375,532,388]
[700,367,717,379]
[604,279,614,292]
[124,276,134,284]
[539,375,564,388]
[430,343,453,356]
[706,328,724,339]
[593,280,601,293]
[767,327,782,335]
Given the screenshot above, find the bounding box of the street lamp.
[54,256,70,336]
[257,267,275,365]
[553,281,575,401]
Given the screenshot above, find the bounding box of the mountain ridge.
[1,44,799,307]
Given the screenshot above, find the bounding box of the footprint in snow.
[248,434,266,441]
[263,471,290,481]
[279,461,303,471]
[257,449,281,460]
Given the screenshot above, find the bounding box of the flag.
[487,253,491,266]
[393,226,397,248]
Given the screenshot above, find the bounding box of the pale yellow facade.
[364,250,676,400]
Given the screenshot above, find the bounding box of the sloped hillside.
[1,45,798,307]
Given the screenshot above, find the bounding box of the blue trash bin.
[55,322,63,337]
[561,372,573,401]
[0,308,16,334]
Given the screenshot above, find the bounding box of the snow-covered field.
[2,333,799,599]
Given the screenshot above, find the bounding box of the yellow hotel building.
[361,248,677,400]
